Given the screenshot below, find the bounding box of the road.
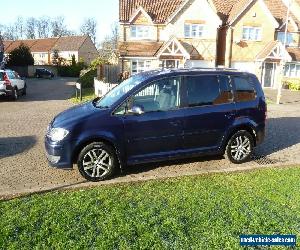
[0,78,300,199]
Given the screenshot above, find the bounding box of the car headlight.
[48,128,69,142]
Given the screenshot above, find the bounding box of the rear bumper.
[45,137,73,169]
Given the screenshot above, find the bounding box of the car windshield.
[95,74,144,108]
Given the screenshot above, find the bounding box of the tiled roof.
[53,36,88,51]
[227,0,254,24]
[30,38,58,52]
[264,0,300,31]
[4,36,90,53]
[287,47,300,62]
[119,0,185,23]
[119,41,164,57]
[212,0,241,23]
[3,40,13,52]
[5,40,37,53]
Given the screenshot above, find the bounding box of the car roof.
[137,68,255,80]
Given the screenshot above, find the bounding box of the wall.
[229,0,277,63]
[78,37,99,65]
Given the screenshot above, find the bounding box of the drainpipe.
[277,0,292,104]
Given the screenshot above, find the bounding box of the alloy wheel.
[230,135,251,161]
[82,148,112,178]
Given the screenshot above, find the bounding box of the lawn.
[69,88,96,104]
[1,166,300,249]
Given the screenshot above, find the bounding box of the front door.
[182,75,236,151]
[263,62,275,88]
[123,76,184,163]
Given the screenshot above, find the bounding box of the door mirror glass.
[129,105,144,115]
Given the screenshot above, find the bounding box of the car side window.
[186,75,222,107]
[233,76,256,102]
[130,77,181,113]
[215,75,234,105]
[8,72,15,79]
[14,72,21,79]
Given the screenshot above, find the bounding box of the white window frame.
[131,60,152,74]
[242,26,262,41]
[130,25,152,39]
[184,24,205,38]
[284,63,300,78]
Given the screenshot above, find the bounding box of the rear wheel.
[77,142,118,182]
[226,130,254,164]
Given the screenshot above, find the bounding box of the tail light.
[3,73,11,86]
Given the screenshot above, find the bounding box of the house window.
[242,27,262,41]
[40,54,45,58]
[184,24,204,38]
[131,60,152,74]
[130,26,151,39]
[284,64,300,78]
[277,32,295,46]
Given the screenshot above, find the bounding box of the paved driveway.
[0,79,300,199]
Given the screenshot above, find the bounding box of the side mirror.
[129,105,144,115]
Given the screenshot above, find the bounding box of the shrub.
[283,78,300,91]
[7,43,34,66]
[58,63,86,77]
[78,69,97,88]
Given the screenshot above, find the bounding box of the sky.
[1,0,119,44]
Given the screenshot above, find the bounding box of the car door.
[182,74,236,151]
[122,76,185,163]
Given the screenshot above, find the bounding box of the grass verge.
[1,166,300,249]
[69,88,96,104]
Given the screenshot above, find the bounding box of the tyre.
[11,88,18,101]
[77,142,118,182]
[225,130,254,164]
[36,74,40,78]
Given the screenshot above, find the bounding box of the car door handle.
[169,121,181,127]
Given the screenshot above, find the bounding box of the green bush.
[283,78,300,91]
[58,63,86,77]
[78,69,97,88]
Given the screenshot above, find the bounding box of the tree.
[80,18,97,44]
[71,54,76,66]
[2,25,16,40]
[25,17,36,39]
[99,22,119,62]
[14,16,24,39]
[7,43,34,66]
[36,16,51,38]
[51,16,70,37]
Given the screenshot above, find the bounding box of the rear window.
[233,76,256,102]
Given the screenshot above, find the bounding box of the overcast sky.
[2,0,119,43]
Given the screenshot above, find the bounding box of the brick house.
[4,35,98,65]
[119,0,222,74]
[119,0,300,89]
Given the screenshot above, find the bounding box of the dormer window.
[242,26,262,41]
[130,26,151,39]
[277,32,295,46]
[184,24,204,38]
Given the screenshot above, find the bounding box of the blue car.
[45,68,266,181]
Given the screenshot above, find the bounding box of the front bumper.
[45,137,73,169]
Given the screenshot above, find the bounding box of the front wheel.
[77,142,118,182]
[225,130,254,164]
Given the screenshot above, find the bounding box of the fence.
[97,64,120,84]
[94,78,117,97]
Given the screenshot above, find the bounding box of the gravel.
[0,78,299,200]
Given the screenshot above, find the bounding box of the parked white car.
[0,70,26,100]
